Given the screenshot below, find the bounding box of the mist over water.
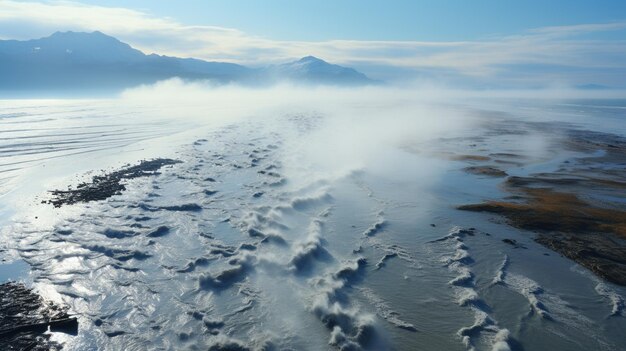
[1,81,625,350]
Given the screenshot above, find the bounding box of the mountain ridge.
[0,31,375,94]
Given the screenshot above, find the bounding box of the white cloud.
[1,0,626,84]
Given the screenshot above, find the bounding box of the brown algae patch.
[459,187,626,285]
[450,154,491,162]
[458,125,626,285]
[463,166,508,177]
[458,188,626,237]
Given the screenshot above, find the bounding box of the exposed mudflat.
[458,124,626,286]
[0,97,625,351]
[462,166,508,177]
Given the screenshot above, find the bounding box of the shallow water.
[0,259,29,282]
[0,97,625,350]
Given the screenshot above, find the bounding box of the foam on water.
[491,329,512,351]
[595,282,624,317]
[573,266,626,317]
[358,287,417,332]
[374,252,398,270]
[503,272,615,350]
[309,257,386,350]
[363,213,387,237]
[436,227,513,351]
[492,254,509,286]
[289,219,329,273]
[2,98,626,350]
[504,273,551,319]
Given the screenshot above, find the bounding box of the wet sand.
[1,98,625,350]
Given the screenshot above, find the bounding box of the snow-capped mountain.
[265,56,373,85]
[0,31,374,94]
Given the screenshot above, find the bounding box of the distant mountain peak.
[298,56,325,63]
[272,55,374,85]
[47,30,119,42]
[50,30,104,37]
[0,31,376,92]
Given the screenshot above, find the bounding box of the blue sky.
[75,0,626,41]
[1,1,625,87]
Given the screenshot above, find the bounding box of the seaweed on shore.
[44,158,180,207]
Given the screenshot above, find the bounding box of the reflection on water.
[0,259,29,282]
[0,97,624,350]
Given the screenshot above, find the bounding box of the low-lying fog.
[1,80,625,351]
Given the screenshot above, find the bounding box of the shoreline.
[0,99,624,350]
[457,122,626,285]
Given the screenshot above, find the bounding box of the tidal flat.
[0,94,625,350]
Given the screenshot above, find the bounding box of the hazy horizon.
[1,1,626,88]
[1,2,625,351]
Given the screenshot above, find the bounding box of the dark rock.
[45,158,180,207]
[0,282,78,349]
[463,166,508,177]
[502,238,527,249]
[147,226,170,238]
[536,233,626,286]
